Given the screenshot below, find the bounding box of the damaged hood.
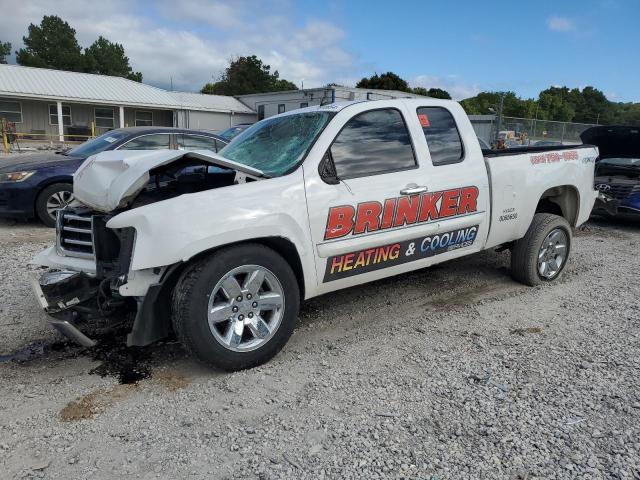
[581,126,640,159]
[73,150,265,212]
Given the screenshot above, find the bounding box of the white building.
[0,64,256,143]
[237,86,424,120]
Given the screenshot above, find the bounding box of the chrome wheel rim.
[46,190,74,219]
[207,265,285,352]
[537,228,568,279]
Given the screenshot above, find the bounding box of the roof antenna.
[170,76,173,91]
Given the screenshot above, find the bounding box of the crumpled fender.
[106,168,316,293]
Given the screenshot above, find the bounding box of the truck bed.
[482,144,599,249]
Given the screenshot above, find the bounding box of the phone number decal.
[323,225,479,282]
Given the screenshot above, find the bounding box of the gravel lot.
[0,216,638,479]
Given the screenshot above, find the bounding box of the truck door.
[304,104,485,294]
[409,104,490,257]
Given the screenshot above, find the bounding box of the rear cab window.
[330,108,417,179]
[416,107,464,166]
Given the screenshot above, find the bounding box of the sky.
[0,0,638,102]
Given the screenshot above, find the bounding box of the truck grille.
[56,209,95,260]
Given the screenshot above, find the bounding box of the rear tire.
[510,213,572,286]
[171,243,299,371]
[36,183,74,227]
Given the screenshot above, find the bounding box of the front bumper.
[592,194,640,217]
[0,180,37,218]
[30,270,100,346]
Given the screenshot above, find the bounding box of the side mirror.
[318,151,339,185]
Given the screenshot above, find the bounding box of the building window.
[49,104,72,126]
[278,104,285,114]
[135,110,153,127]
[300,102,308,108]
[95,108,115,128]
[257,105,265,120]
[0,101,22,123]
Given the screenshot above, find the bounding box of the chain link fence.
[498,117,599,145]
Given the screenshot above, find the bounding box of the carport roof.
[0,64,254,114]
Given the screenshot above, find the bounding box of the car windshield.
[600,157,640,166]
[67,130,129,157]
[218,112,333,177]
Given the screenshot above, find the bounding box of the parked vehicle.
[218,123,253,141]
[582,126,640,218]
[534,140,563,147]
[0,127,228,227]
[31,99,598,371]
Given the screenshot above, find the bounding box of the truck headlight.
[0,171,36,182]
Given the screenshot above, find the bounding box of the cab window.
[330,108,416,179]
[416,107,464,165]
[119,133,171,150]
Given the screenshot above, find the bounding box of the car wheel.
[36,183,74,227]
[510,213,572,286]
[171,243,300,371]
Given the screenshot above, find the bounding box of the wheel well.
[129,236,306,346]
[535,185,580,226]
[173,236,306,299]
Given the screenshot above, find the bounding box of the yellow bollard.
[1,120,8,153]
[91,121,96,138]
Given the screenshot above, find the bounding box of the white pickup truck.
[31,99,599,370]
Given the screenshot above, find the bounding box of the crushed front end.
[31,206,162,347]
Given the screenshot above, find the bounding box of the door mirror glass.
[319,151,339,185]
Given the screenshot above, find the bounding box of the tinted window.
[119,134,171,150]
[179,134,221,152]
[257,105,265,120]
[330,109,416,179]
[278,104,285,114]
[300,102,308,108]
[417,107,463,165]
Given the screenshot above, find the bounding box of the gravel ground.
[0,216,639,479]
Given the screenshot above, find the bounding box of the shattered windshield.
[219,111,333,177]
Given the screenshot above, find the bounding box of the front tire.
[171,244,300,371]
[510,213,572,286]
[36,183,74,227]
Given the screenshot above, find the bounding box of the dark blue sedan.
[0,127,227,226]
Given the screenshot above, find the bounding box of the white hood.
[73,149,265,212]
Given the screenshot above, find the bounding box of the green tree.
[0,41,11,64]
[460,91,538,118]
[84,36,142,82]
[356,72,410,92]
[426,87,451,99]
[201,55,297,95]
[411,87,452,99]
[16,15,84,71]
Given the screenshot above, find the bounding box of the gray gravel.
[0,216,639,479]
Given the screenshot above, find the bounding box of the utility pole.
[495,93,505,141]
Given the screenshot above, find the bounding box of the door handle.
[400,184,428,195]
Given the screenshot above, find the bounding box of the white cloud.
[412,74,481,101]
[0,1,358,91]
[547,16,576,32]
